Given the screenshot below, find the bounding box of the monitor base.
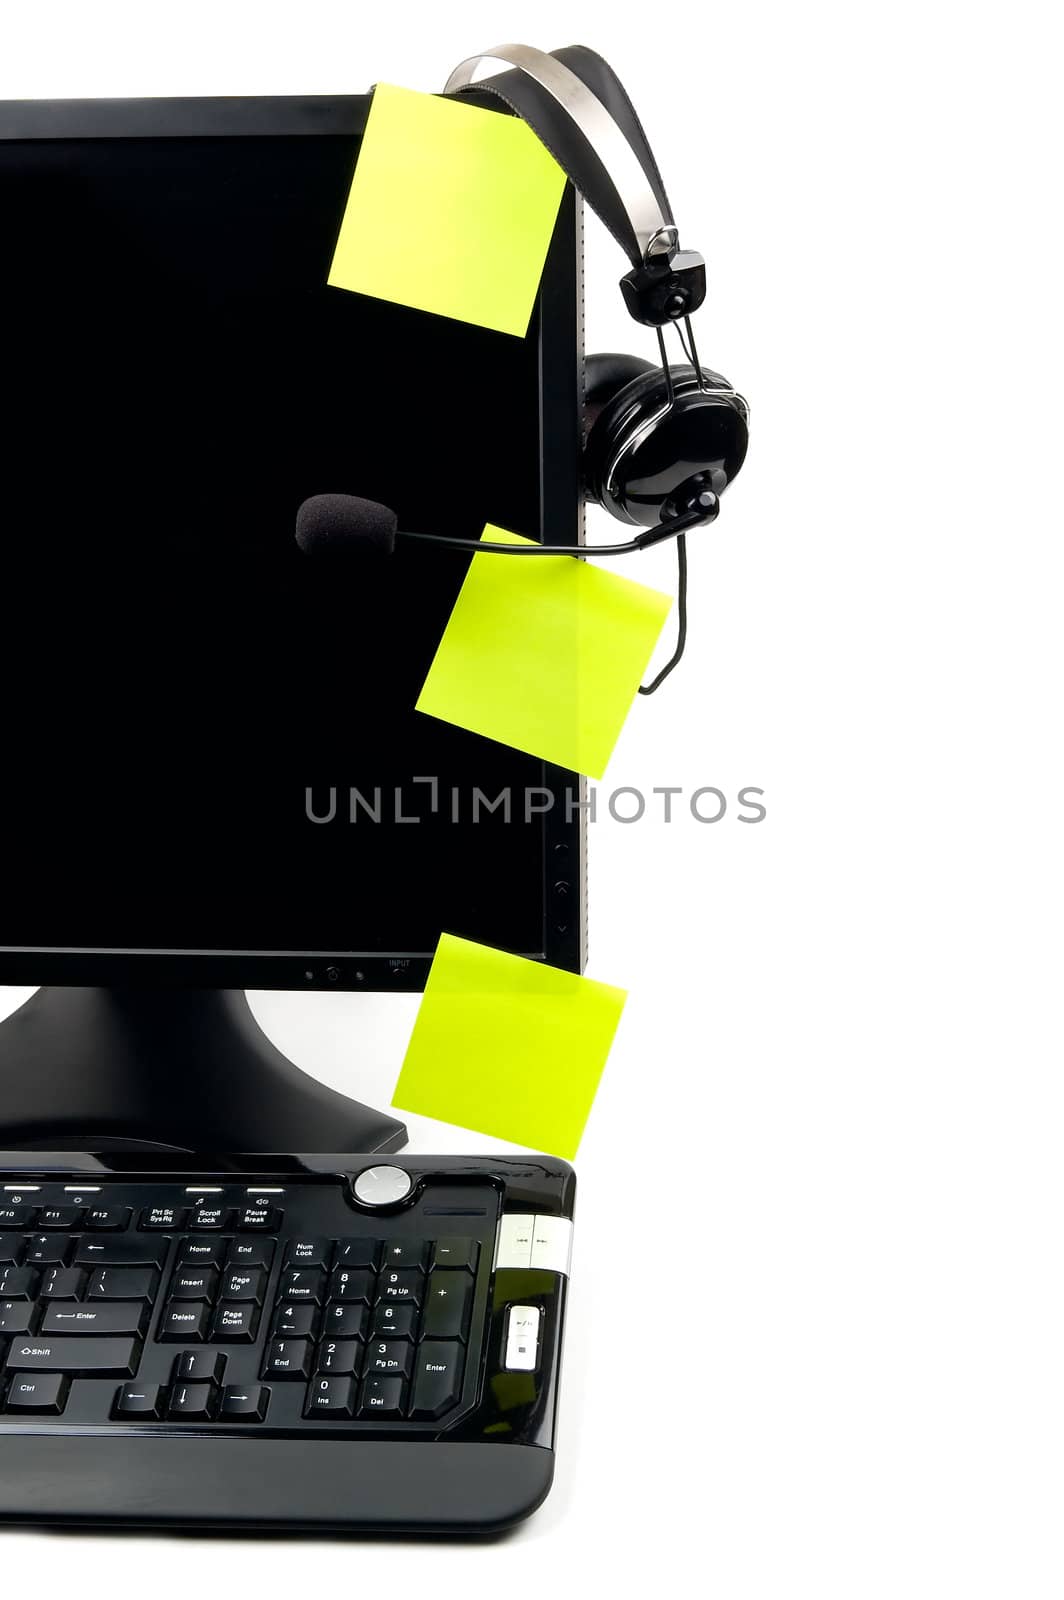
[0,987,407,1155]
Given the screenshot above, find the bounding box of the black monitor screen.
[0,103,581,976]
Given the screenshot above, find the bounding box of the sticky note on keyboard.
[328,83,567,338]
[392,934,626,1159]
[415,527,673,778]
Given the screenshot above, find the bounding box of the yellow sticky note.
[393,934,626,1159]
[328,83,567,338]
[415,528,673,779]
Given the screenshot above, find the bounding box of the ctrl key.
[4,1372,69,1415]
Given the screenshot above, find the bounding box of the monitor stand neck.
[0,987,407,1155]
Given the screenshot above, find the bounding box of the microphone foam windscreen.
[295,494,398,557]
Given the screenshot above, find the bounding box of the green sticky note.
[392,934,626,1159]
[328,83,567,338]
[415,527,673,779]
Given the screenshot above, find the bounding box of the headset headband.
[444,43,677,267]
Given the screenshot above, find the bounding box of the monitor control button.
[352,1167,413,1208]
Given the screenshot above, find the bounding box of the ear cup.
[584,351,658,433]
[585,363,749,527]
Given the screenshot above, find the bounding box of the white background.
[1,1,1061,1593]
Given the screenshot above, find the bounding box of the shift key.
[41,1302,146,1337]
[1,1337,139,1376]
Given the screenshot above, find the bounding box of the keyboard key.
[0,1300,34,1335]
[283,1238,332,1268]
[315,1339,361,1375]
[3,1336,139,1375]
[75,1237,168,1269]
[277,1267,325,1304]
[176,1238,228,1269]
[376,1268,422,1305]
[238,1205,281,1232]
[262,1338,313,1379]
[321,1302,368,1341]
[87,1267,157,1301]
[37,1207,83,1230]
[212,1303,259,1342]
[370,1303,418,1341]
[0,1206,36,1228]
[189,1205,232,1231]
[39,1267,85,1301]
[23,1234,72,1266]
[113,1382,163,1418]
[382,1238,427,1269]
[334,1238,381,1270]
[328,1267,374,1304]
[158,1303,211,1343]
[409,1340,465,1419]
[41,1301,146,1337]
[174,1349,226,1383]
[140,1206,187,1231]
[219,1384,269,1421]
[365,1339,414,1377]
[84,1206,131,1231]
[431,1237,479,1272]
[228,1239,274,1269]
[304,1374,356,1418]
[219,1267,265,1302]
[168,1382,216,1420]
[169,1267,218,1301]
[0,1267,39,1300]
[0,1234,24,1264]
[4,1372,69,1414]
[274,1303,318,1338]
[358,1375,406,1418]
[421,1272,474,1340]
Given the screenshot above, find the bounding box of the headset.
[296,43,749,691]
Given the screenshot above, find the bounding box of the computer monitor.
[0,94,586,1153]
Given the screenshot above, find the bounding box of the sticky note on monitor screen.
[392,934,627,1159]
[328,83,567,338]
[415,528,673,779]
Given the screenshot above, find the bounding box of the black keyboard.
[0,1152,575,1533]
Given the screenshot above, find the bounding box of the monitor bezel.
[0,93,587,991]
